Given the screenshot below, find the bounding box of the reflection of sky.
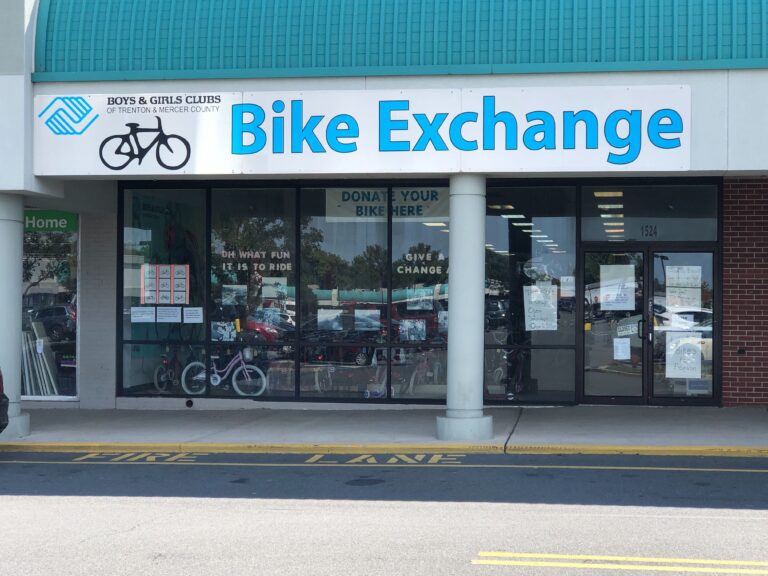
[311,217,387,262]
[486,216,575,278]
[392,221,449,260]
[313,220,450,263]
[316,187,450,262]
[653,253,714,306]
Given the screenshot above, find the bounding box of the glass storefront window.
[484,348,576,403]
[581,185,718,242]
[299,345,387,399]
[485,187,577,346]
[122,343,206,395]
[22,210,79,397]
[116,181,719,405]
[210,188,296,345]
[300,188,389,350]
[391,347,447,400]
[123,189,206,342]
[652,252,715,398]
[391,187,450,346]
[207,345,294,398]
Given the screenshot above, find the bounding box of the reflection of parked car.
[243,317,283,343]
[613,308,713,363]
[664,318,713,362]
[0,368,8,433]
[23,292,75,330]
[391,301,444,341]
[302,311,386,366]
[485,299,508,329]
[33,305,77,341]
[245,309,295,342]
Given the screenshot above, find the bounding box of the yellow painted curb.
[1,442,767,457]
[0,442,505,454]
[505,444,768,458]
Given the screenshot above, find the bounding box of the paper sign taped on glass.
[600,264,636,311]
[666,265,702,309]
[666,331,703,379]
[523,285,558,331]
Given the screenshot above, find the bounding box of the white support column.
[0,193,29,437]
[437,174,492,441]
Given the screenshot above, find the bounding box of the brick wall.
[722,178,768,405]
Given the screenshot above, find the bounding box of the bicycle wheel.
[99,135,132,170]
[153,364,172,393]
[181,361,207,395]
[231,364,267,396]
[156,135,191,170]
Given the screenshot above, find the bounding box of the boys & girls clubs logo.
[37,95,191,171]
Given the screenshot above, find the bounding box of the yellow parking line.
[477,553,768,567]
[472,560,768,574]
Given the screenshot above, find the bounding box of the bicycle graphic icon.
[99,116,191,171]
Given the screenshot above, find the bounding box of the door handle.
[636,320,644,339]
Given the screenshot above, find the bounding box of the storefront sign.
[325,188,449,222]
[34,86,690,176]
[24,210,78,233]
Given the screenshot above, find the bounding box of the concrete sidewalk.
[1,405,767,456]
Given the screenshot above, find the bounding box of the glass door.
[582,249,716,403]
[651,252,715,400]
[583,251,645,399]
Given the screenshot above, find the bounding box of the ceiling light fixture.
[593,191,624,198]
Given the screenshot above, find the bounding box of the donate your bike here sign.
[33,86,690,177]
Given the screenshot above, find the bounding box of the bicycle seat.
[125,123,140,128]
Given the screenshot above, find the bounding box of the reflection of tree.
[350,245,388,288]
[211,215,293,309]
[300,223,388,291]
[485,250,511,287]
[392,243,448,287]
[23,232,77,296]
[300,223,353,289]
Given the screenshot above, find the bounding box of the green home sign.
[24,210,78,233]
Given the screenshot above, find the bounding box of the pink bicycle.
[181,349,266,396]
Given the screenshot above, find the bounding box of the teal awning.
[34,0,768,83]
